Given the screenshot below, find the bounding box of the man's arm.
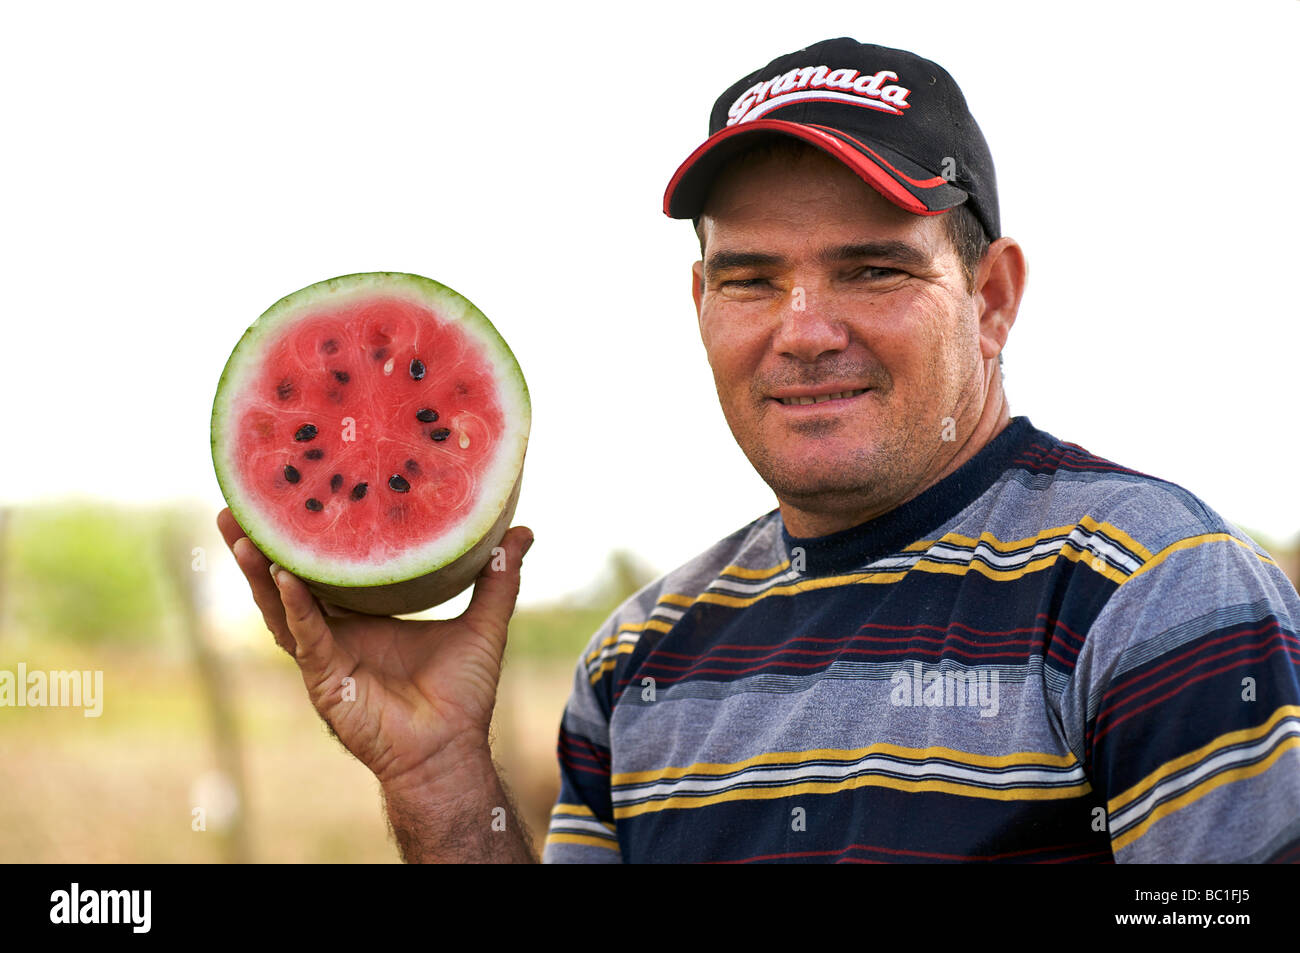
[381,744,536,863]
[1066,525,1300,862]
[218,508,539,863]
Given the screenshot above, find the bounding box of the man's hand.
[217,507,537,861]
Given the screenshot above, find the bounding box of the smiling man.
[224,36,1300,866]
[540,38,1300,863]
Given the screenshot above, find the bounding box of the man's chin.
[756,463,887,508]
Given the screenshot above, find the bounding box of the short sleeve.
[541,624,623,863]
[1065,529,1300,862]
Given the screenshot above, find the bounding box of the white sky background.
[2,0,1297,618]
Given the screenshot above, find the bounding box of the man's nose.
[770,283,850,363]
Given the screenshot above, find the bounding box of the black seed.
[431,428,451,442]
[351,482,368,501]
[283,465,300,484]
[373,346,390,362]
[276,378,294,400]
[330,473,343,493]
[416,408,439,423]
[409,358,425,381]
[294,424,318,442]
[404,458,420,475]
[388,474,410,492]
[305,498,323,511]
[321,339,339,355]
[304,448,324,460]
[333,370,350,384]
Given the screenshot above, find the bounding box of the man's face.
[692,148,990,524]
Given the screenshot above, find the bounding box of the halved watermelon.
[211,272,530,615]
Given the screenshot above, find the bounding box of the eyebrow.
[704,240,933,277]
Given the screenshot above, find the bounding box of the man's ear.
[973,237,1027,362]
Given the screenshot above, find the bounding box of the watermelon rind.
[211,272,530,614]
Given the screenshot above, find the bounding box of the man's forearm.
[381,750,537,863]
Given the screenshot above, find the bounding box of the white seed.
[459,432,470,449]
[383,357,395,375]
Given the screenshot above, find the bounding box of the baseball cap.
[663,37,1000,240]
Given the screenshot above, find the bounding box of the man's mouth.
[775,388,870,406]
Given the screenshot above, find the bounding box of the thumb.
[272,564,345,686]
[461,526,533,638]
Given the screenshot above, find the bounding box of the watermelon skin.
[302,466,524,615]
[211,272,530,616]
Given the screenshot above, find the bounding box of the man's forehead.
[697,149,948,257]
[706,148,914,217]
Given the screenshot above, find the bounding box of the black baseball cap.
[663,37,1000,240]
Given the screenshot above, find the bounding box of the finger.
[461,525,533,639]
[231,536,293,654]
[272,565,346,686]
[216,507,245,551]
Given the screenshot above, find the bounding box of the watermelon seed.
[294,424,318,442]
[305,498,323,512]
[383,357,395,376]
[333,370,350,384]
[459,432,471,449]
[283,464,301,484]
[304,448,324,460]
[388,474,410,493]
[410,359,425,381]
[416,408,439,423]
[351,482,368,501]
[276,378,294,400]
[431,428,451,442]
[322,339,339,355]
[330,473,343,493]
[404,458,420,475]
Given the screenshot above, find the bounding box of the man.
[220,38,1300,863]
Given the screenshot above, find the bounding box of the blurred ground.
[0,642,577,863]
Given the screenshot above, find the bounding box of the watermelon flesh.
[212,273,530,615]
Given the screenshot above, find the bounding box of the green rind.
[211,272,530,606]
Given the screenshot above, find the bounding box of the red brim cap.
[663,118,970,220]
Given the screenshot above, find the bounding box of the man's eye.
[857,267,902,280]
[720,278,767,289]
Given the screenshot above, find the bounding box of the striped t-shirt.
[541,416,1300,863]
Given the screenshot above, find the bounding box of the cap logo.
[727,65,912,126]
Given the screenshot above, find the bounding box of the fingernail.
[269,562,282,582]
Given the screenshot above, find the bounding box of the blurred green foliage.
[508,550,658,660]
[0,498,659,659]
[1238,525,1280,555]
[6,502,180,646]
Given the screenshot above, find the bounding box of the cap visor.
[663,119,967,220]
